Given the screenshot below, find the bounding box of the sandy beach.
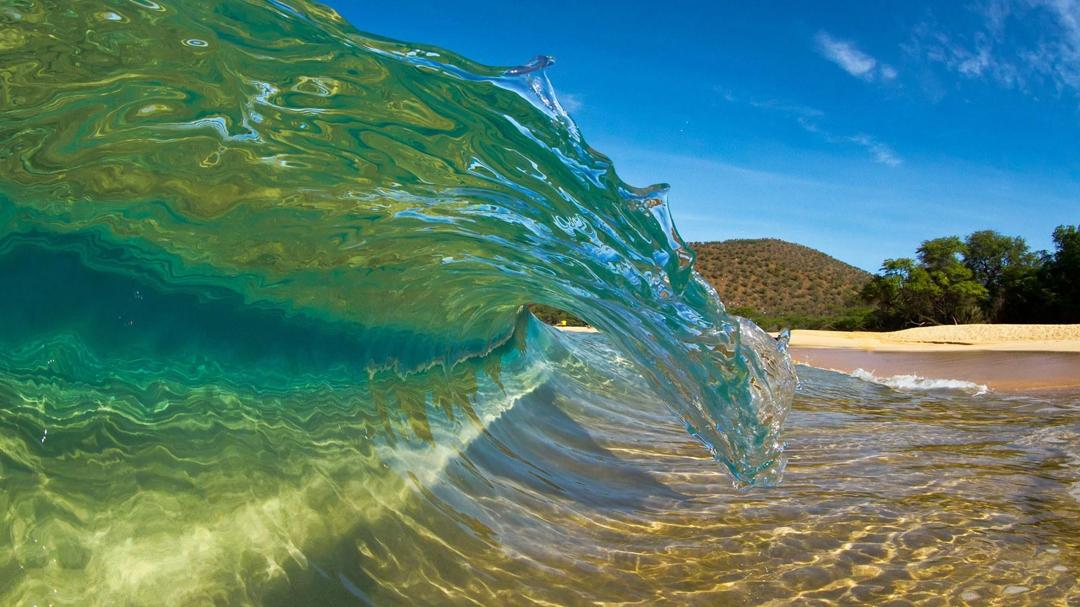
[786,325,1080,392]
[788,324,1080,352]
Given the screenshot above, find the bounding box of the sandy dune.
[788,324,1080,352]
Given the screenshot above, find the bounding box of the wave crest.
[0,0,793,488]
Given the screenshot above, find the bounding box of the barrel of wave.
[0,0,796,486]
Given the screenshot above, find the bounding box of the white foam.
[849,368,989,395]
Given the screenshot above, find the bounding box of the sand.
[785,325,1080,391]
[787,324,1080,353]
[555,325,599,333]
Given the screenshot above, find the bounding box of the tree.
[962,230,1038,321]
[917,236,965,272]
[862,237,988,328]
[1039,224,1080,322]
[862,225,1078,327]
[915,237,987,324]
[860,258,909,328]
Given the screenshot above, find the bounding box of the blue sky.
[322,1,1079,270]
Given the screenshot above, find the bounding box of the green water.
[0,0,802,603]
[7,2,1077,606]
[0,0,793,482]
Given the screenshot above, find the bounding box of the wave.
[0,0,795,602]
[849,368,990,395]
[0,0,794,485]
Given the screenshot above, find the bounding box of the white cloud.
[908,0,1080,97]
[815,31,898,82]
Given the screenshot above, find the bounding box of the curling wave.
[0,0,795,603]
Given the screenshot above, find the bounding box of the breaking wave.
[849,368,990,395]
[0,0,795,602]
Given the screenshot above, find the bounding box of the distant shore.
[560,323,1080,351]
[787,325,1080,392]
[787,324,1080,353]
[556,323,1080,391]
[555,325,598,333]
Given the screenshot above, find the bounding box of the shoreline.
[787,325,1080,392]
[790,348,1080,392]
[557,323,1080,392]
[559,323,1080,353]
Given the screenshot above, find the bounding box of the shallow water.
[381,335,1080,606]
[359,334,1080,606]
[3,325,1079,604]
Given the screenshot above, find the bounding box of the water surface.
[793,348,1080,392]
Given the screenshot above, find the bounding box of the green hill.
[691,239,872,330]
[532,238,873,330]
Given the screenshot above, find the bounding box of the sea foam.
[850,368,989,395]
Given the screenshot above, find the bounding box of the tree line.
[860,224,1079,329]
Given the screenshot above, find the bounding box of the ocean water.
[1,1,1078,604]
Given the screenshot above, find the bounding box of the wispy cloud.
[720,88,902,166]
[907,0,1080,97]
[846,134,903,166]
[559,92,584,113]
[815,31,898,82]
[797,117,902,166]
[716,89,824,119]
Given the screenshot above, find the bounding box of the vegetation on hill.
[530,225,1079,331]
[529,238,874,330]
[691,239,872,330]
[862,225,1080,328]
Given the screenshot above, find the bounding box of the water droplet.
[183,38,208,48]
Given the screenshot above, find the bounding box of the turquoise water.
[4,2,1079,605]
[0,0,798,602]
[0,0,793,484]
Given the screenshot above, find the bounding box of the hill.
[532,238,873,330]
[691,239,872,330]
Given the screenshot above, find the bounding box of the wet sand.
[791,348,1080,392]
[788,325,1080,392]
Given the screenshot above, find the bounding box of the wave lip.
[0,0,794,488]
